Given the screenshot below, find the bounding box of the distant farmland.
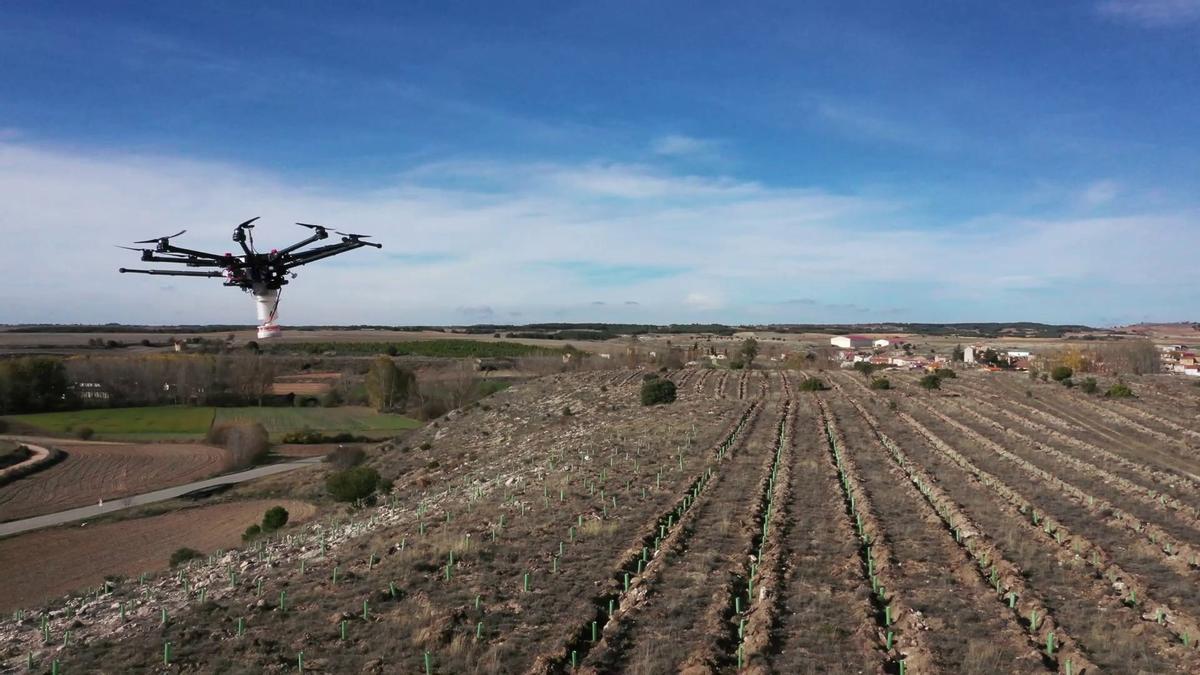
[3,406,419,441]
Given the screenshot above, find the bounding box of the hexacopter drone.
[119,218,381,338]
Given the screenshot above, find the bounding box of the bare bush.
[207,421,271,469]
[324,445,366,470]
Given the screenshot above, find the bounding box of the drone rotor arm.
[118,268,225,278]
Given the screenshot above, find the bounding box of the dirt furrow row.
[735,399,794,673]
[829,395,1044,673]
[945,397,1200,544]
[971,378,1199,471]
[769,396,878,674]
[894,405,1200,652]
[682,401,793,672]
[850,390,1200,672]
[833,383,1087,673]
[916,402,1200,579]
[576,402,778,673]
[964,394,1200,502]
[815,395,936,674]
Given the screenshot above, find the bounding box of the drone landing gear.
[253,288,283,339]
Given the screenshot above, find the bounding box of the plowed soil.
[0,441,230,521]
[0,499,315,613]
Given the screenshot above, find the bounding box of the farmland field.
[213,406,421,439]
[0,441,230,521]
[0,499,316,613]
[3,405,419,441]
[4,368,1200,673]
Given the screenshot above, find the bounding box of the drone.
[119,218,381,338]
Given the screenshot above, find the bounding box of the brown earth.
[0,499,316,613]
[0,441,231,521]
[7,367,1200,674]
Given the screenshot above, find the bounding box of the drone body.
[119,218,381,338]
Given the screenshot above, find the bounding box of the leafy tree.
[0,357,74,415]
[242,524,261,541]
[739,338,759,368]
[640,377,677,405]
[326,465,385,502]
[261,506,289,532]
[853,361,875,378]
[952,344,964,362]
[1051,366,1073,382]
[869,377,891,390]
[365,357,416,411]
[919,374,941,390]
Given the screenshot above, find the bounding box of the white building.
[963,346,977,364]
[1006,350,1031,359]
[830,335,872,350]
[873,338,890,348]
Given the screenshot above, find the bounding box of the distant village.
[823,335,1031,372]
[1159,344,1200,377]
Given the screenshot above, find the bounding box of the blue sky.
[0,1,1197,326]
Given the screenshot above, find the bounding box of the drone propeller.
[133,229,186,244]
[336,231,372,239]
[114,245,146,251]
[236,217,260,229]
[295,222,327,230]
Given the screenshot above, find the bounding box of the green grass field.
[214,407,421,439]
[2,406,419,442]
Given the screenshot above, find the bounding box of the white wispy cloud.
[1081,179,1121,206]
[1098,0,1200,26]
[650,134,721,159]
[0,141,1192,326]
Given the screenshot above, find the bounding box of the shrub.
[1061,378,1075,388]
[853,362,875,378]
[324,445,366,470]
[562,405,574,416]
[1028,369,1039,381]
[242,524,261,541]
[326,465,384,502]
[207,422,271,469]
[1105,382,1134,398]
[1050,366,1073,382]
[934,368,957,379]
[170,547,202,567]
[640,377,677,405]
[797,377,828,391]
[284,429,370,444]
[76,426,95,440]
[261,506,289,532]
[919,374,941,390]
[1080,377,1098,394]
[869,377,891,390]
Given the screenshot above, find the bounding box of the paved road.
[0,457,321,538]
